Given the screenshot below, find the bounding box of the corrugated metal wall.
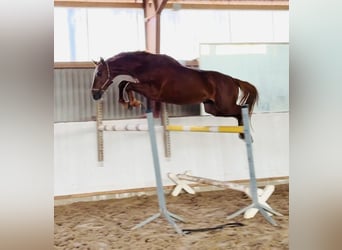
[54,68,200,122]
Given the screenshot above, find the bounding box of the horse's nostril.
[92,91,102,100]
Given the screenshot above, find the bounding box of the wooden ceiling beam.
[167,1,288,10]
[54,0,288,10]
[54,0,143,8]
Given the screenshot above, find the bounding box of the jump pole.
[166,125,244,133]
[169,173,249,195]
[168,172,276,219]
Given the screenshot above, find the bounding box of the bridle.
[92,59,140,101]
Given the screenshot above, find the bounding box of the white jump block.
[244,185,275,218]
[168,172,195,196]
[168,172,275,219]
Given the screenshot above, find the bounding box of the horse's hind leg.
[235,109,255,141]
[236,113,245,139]
[224,106,246,140]
[203,100,219,116]
[204,101,247,140]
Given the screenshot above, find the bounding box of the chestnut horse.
[91,51,259,138]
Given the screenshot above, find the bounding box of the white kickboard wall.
[54,112,288,196]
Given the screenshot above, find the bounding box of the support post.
[226,105,283,225]
[143,0,165,116]
[96,100,104,162]
[143,0,171,156]
[143,0,168,54]
[131,111,184,234]
[161,103,171,157]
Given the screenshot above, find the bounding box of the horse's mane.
[108,51,182,67]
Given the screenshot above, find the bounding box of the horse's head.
[91,57,112,100]
[91,53,142,101]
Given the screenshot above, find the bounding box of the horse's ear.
[92,60,98,66]
[100,57,105,64]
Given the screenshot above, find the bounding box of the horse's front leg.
[127,90,142,108]
[118,81,129,107]
[118,81,142,109]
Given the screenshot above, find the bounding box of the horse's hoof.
[130,100,141,107]
[239,133,254,143]
[120,102,129,109]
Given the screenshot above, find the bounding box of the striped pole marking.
[166,125,244,134]
[98,124,244,133]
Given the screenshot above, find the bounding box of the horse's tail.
[236,80,259,115]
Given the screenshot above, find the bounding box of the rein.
[182,222,245,234]
[102,61,113,91]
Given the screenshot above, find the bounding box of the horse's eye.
[96,71,102,77]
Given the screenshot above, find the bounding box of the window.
[200,43,289,113]
[54,7,145,62]
[160,9,289,60]
[54,7,288,61]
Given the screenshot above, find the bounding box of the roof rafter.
[54,0,288,10]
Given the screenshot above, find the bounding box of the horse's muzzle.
[92,90,103,100]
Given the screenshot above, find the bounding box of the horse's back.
[157,66,217,103]
[200,70,239,90]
